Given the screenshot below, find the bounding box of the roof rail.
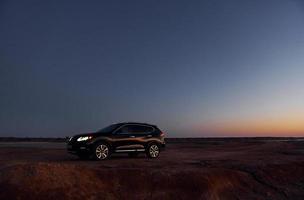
[122,122,156,126]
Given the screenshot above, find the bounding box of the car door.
[129,125,154,149]
[113,125,141,150]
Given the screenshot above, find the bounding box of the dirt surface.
[0,140,304,199]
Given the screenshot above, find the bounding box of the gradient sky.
[1,0,304,137]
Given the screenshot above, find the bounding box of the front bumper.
[67,142,92,155]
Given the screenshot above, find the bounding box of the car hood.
[72,133,93,137]
[72,131,109,138]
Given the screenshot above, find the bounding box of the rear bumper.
[160,142,166,150]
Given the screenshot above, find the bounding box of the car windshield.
[97,124,121,133]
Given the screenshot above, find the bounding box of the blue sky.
[1,0,304,137]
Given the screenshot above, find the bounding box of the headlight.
[69,136,73,141]
[77,136,92,142]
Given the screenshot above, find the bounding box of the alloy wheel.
[149,144,159,158]
[95,144,109,160]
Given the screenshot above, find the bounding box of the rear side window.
[134,125,154,133]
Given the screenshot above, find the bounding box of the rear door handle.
[147,135,152,137]
[129,135,135,138]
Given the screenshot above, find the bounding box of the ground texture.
[0,139,304,200]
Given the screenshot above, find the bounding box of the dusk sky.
[1,0,304,137]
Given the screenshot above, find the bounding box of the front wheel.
[93,143,110,160]
[146,143,160,158]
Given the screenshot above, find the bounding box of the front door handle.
[147,135,152,137]
[129,135,135,138]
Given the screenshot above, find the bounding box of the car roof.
[120,122,157,127]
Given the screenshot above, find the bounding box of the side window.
[115,125,154,134]
[115,125,130,134]
[140,126,154,133]
[116,125,142,134]
[128,125,142,134]
[133,125,154,134]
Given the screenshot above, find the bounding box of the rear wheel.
[93,143,110,160]
[146,143,160,158]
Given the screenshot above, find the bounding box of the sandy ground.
[0,139,304,200]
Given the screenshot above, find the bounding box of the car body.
[67,122,165,160]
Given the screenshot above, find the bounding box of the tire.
[128,152,139,158]
[93,142,111,160]
[146,143,160,158]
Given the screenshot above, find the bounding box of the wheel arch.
[145,140,161,148]
[92,139,112,150]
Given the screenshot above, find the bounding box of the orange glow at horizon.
[196,115,304,137]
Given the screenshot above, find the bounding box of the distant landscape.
[1,136,303,143]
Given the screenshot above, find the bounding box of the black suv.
[67,122,165,160]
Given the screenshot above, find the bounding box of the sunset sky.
[1,0,304,137]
